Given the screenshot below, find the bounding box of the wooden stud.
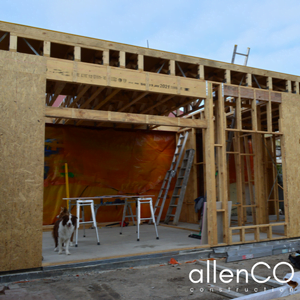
[225,70,231,84]
[293,81,300,94]
[251,90,258,131]
[103,49,109,65]
[119,51,126,68]
[216,84,229,243]
[205,82,218,246]
[236,88,242,130]
[267,77,273,90]
[9,34,17,52]
[198,65,204,80]
[138,54,144,71]
[169,60,175,76]
[43,41,50,57]
[246,74,252,87]
[286,80,291,93]
[74,46,81,62]
[267,93,272,133]
[244,136,256,224]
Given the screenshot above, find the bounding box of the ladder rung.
[175,186,182,188]
[169,204,177,207]
[178,176,184,179]
[167,214,175,217]
[155,206,161,208]
[172,196,180,198]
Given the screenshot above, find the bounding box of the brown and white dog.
[57,207,75,246]
[53,211,77,255]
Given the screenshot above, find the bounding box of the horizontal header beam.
[45,107,207,128]
[46,59,207,98]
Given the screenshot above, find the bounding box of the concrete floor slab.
[42,223,204,266]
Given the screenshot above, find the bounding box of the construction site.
[1,20,300,299]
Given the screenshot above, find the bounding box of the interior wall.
[0,51,46,272]
[281,93,300,238]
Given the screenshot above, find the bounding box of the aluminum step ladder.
[152,131,189,225]
[164,149,195,225]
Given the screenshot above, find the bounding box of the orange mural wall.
[44,125,176,225]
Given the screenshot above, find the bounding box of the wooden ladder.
[164,149,195,225]
[152,131,189,225]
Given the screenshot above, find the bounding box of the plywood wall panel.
[0,51,46,272]
[281,93,300,238]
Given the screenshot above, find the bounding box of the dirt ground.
[0,253,297,300]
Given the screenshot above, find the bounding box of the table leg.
[150,199,159,240]
[75,202,79,247]
[120,199,128,234]
[137,199,140,241]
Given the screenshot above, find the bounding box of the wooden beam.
[45,106,207,128]
[43,41,50,57]
[205,82,218,246]
[141,95,174,114]
[198,65,204,80]
[9,34,17,52]
[118,92,148,112]
[138,54,144,71]
[79,86,106,109]
[246,73,252,87]
[225,70,231,84]
[267,77,273,90]
[74,46,81,62]
[169,60,175,76]
[286,80,291,93]
[69,85,91,108]
[48,82,66,106]
[93,89,120,110]
[119,51,125,68]
[103,50,109,65]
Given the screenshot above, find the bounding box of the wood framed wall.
[1,21,300,273]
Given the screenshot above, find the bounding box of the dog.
[57,207,75,246]
[53,213,77,255]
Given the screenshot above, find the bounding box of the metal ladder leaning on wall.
[164,148,195,225]
[152,131,189,225]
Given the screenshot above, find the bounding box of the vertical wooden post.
[74,46,81,62]
[267,77,273,90]
[138,54,144,71]
[216,84,229,243]
[43,41,50,57]
[169,60,175,76]
[267,92,272,133]
[225,70,231,84]
[198,65,204,80]
[236,87,242,130]
[246,74,252,87]
[286,80,291,93]
[205,82,218,246]
[103,50,109,66]
[9,35,17,52]
[244,136,256,224]
[295,82,300,94]
[65,163,70,210]
[119,51,126,68]
[251,91,258,131]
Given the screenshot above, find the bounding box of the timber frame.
[1,21,300,272]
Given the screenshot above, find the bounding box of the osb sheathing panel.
[281,93,300,238]
[0,51,46,272]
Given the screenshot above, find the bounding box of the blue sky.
[1,0,300,76]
